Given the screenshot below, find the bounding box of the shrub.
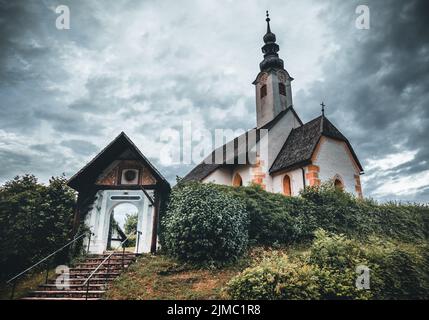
[226,252,321,300]
[363,239,429,299]
[161,182,249,265]
[213,182,428,245]
[226,249,370,300]
[0,175,76,280]
[308,229,372,299]
[215,184,317,244]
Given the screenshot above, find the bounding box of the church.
[183,13,364,198]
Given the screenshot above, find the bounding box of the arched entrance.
[283,175,291,196]
[334,176,344,190]
[107,203,138,252]
[86,189,154,254]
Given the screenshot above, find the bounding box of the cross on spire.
[321,102,326,116]
[266,10,271,33]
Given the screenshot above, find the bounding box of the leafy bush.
[363,239,429,299]
[227,230,429,300]
[226,252,321,300]
[226,248,370,300]
[0,175,76,280]
[161,182,249,265]
[308,230,372,299]
[211,182,428,245]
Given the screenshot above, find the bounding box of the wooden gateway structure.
[68,132,170,254]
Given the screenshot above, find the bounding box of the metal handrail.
[82,236,130,300]
[6,230,93,299]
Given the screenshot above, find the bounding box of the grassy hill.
[104,245,308,300]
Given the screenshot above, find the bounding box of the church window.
[279,83,286,96]
[260,85,267,98]
[233,173,243,187]
[283,175,291,196]
[334,177,344,190]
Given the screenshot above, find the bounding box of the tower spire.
[266,10,271,33]
[260,11,284,72]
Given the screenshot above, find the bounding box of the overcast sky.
[0,0,428,203]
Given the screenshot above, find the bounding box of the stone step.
[38,283,108,291]
[29,290,105,298]
[19,252,137,300]
[85,255,136,260]
[46,277,115,285]
[76,260,134,266]
[21,297,101,301]
[69,272,120,279]
[89,253,137,258]
[71,266,128,273]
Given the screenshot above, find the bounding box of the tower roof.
[259,11,284,72]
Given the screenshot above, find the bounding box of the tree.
[0,175,76,280]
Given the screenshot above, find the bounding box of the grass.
[0,268,56,300]
[104,245,307,300]
[104,254,241,300]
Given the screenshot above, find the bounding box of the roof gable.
[270,116,364,174]
[182,106,301,182]
[67,132,169,191]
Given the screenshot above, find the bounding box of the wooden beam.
[150,192,161,254]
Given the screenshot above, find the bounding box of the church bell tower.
[253,11,293,128]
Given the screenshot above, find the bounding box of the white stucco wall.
[232,165,253,186]
[271,168,305,196]
[265,109,301,168]
[313,138,360,195]
[202,167,233,185]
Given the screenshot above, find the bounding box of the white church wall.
[232,165,252,186]
[266,110,301,168]
[271,168,305,196]
[313,138,360,195]
[202,167,233,185]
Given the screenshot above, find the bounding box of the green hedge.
[226,230,429,300]
[211,182,428,245]
[161,183,249,265]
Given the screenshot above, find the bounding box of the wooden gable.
[68,132,169,192]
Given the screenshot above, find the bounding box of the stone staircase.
[21,252,137,300]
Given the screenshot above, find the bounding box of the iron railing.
[6,230,93,299]
[81,236,130,300]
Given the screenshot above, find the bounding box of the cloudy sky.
[0,0,428,203]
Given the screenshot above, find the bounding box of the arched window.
[279,83,286,96]
[260,85,267,98]
[233,173,243,187]
[334,177,344,190]
[283,175,291,196]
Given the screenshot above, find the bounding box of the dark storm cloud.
[294,0,429,202]
[0,0,428,202]
[60,139,98,156]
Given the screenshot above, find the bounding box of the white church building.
[183,12,364,198]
